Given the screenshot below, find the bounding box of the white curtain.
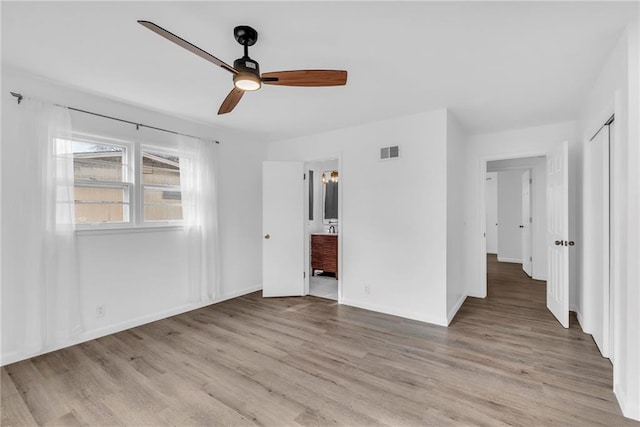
[179,137,220,302]
[17,100,83,355]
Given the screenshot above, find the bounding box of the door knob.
[264,234,270,240]
[555,240,562,246]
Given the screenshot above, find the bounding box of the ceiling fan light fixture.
[233,72,261,91]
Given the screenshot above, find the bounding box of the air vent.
[380,145,400,160]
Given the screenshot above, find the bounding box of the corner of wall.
[447,293,467,325]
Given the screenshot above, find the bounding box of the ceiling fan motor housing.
[233,56,261,77]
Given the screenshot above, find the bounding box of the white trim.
[615,385,640,421]
[466,292,485,299]
[496,257,522,264]
[0,284,262,367]
[571,305,587,332]
[76,224,184,236]
[217,284,263,303]
[340,297,448,327]
[447,294,468,325]
[532,271,547,281]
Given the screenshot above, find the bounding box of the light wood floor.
[2,254,637,426]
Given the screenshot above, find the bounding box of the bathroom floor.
[309,274,338,300]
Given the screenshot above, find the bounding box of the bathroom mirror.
[322,170,338,223]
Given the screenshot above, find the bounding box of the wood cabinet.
[311,234,338,279]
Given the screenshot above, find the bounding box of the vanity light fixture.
[321,170,339,184]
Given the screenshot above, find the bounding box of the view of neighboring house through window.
[73,139,131,225]
[142,150,182,222]
[71,137,183,228]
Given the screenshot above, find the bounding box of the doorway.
[262,157,343,301]
[480,144,571,328]
[305,158,339,300]
[485,156,547,280]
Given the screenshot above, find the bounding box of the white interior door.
[547,141,569,328]
[522,170,532,276]
[584,126,610,356]
[263,161,305,297]
[485,172,498,254]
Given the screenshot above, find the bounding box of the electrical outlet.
[364,285,371,295]
[96,305,106,318]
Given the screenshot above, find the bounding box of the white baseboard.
[340,297,448,327]
[217,284,262,302]
[615,384,640,421]
[572,307,589,334]
[447,294,468,325]
[0,284,262,367]
[497,257,522,264]
[466,292,486,299]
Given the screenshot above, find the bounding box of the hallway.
[450,254,629,423]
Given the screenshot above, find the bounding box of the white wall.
[1,67,266,365]
[446,111,467,322]
[267,109,450,326]
[485,172,498,254]
[496,170,523,263]
[576,22,640,421]
[463,120,576,299]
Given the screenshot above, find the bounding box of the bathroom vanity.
[311,233,338,279]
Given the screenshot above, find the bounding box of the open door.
[546,141,569,328]
[521,170,532,277]
[262,161,305,297]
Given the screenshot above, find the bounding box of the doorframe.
[583,124,611,357]
[478,151,548,298]
[521,168,533,277]
[583,109,616,362]
[303,153,343,302]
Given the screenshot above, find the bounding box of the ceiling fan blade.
[138,20,237,74]
[261,70,347,87]
[218,88,244,115]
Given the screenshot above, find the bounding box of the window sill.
[75,224,184,237]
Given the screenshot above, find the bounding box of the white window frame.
[138,145,184,227]
[73,134,134,231]
[72,133,184,231]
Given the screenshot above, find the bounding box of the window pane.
[144,187,182,221]
[144,205,183,222]
[73,141,126,183]
[142,151,180,186]
[75,186,129,224]
[74,158,124,181]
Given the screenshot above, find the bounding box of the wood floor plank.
[1,254,636,426]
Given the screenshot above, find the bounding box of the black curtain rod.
[9,92,219,144]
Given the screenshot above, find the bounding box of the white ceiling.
[2,1,637,141]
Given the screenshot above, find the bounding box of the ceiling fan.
[138,21,348,114]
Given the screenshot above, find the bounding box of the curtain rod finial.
[10,92,23,104]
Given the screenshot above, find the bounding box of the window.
[73,139,131,226]
[71,136,183,229]
[142,149,183,222]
